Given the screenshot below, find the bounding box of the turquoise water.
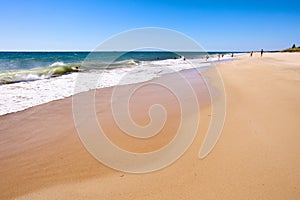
[0,51,228,69]
[0,51,237,115]
[0,52,185,70]
[0,51,235,84]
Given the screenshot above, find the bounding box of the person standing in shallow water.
[205,55,209,61]
[261,49,264,57]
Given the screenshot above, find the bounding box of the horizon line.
[0,49,263,53]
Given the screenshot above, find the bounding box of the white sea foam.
[50,61,65,66]
[0,56,232,116]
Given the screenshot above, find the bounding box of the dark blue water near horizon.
[0,51,239,71]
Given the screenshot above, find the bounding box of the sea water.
[0,51,235,115]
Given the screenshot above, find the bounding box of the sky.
[0,0,299,51]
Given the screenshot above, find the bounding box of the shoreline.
[0,53,227,116]
[1,52,299,199]
[0,67,212,199]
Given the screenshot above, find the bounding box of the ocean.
[0,51,235,115]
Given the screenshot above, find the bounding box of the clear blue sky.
[0,0,299,51]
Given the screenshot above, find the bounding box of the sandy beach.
[0,53,299,199]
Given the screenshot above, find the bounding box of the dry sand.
[0,53,299,199]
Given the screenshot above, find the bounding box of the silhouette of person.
[250,51,253,57]
[261,49,264,57]
[205,55,209,61]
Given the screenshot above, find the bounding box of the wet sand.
[0,53,299,199]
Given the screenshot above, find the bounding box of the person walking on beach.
[250,51,253,57]
[261,49,264,57]
[205,55,209,61]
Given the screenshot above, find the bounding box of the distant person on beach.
[218,54,220,61]
[250,51,253,57]
[261,49,264,57]
[231,53,234,57]
[205,55,209,61]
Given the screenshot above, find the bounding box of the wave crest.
[0,63,80,84]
